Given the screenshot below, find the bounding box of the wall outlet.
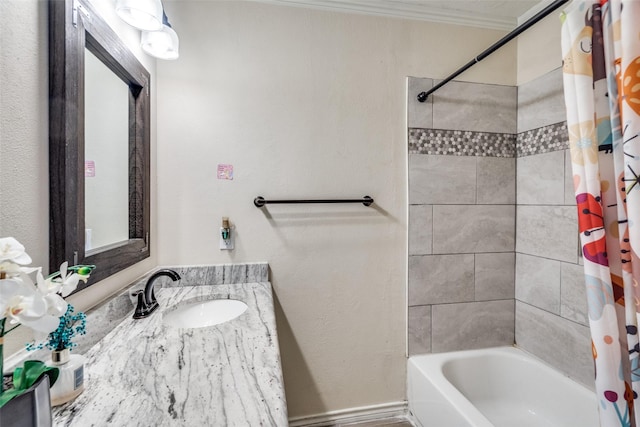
[220,228,234,250]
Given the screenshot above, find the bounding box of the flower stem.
[46,264,96,280]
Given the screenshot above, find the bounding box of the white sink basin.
[163,299,248,329]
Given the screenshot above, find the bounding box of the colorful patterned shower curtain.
[562,0,640,426]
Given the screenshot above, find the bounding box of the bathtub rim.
[407,345,596,427]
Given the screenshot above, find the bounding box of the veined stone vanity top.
[52,280,288,426]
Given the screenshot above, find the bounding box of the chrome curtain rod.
[416,0,570,103]
[254,196,374,208]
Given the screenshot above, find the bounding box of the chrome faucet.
[133,269,181,319]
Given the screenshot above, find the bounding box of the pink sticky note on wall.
[85,160,95,177]
[217,164,233,180]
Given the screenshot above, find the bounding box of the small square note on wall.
[217,164,233,180]
[85,160,95,177]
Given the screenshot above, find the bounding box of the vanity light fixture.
[115,0,163,31]
[141,12,179,60]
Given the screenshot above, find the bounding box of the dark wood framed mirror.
[49,0,151,290]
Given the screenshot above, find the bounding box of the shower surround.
[407,67,593,387]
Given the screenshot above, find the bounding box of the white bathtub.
[407,346,598,427]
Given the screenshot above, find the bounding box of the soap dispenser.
[220,217,234,250]
[48,349,86,406]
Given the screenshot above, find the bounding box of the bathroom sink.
[163,299,248,329]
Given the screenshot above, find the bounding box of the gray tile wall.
[432,300,515,352]
[407,77,516,356]
[432,80,517,134]
[515,68,593,388]
[515,301,593,385]
[407,70,594,389]
[517,68,565,133]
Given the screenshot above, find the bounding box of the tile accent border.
[516,121,568,157]
[409,122,569,158]
[409,128,516,157]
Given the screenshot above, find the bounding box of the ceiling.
[250,0,551,31]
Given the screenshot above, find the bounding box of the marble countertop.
[52,282,288,426]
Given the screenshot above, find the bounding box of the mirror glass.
[84,48,130,252]
[49,0,151,289]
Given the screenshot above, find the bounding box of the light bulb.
[141,25,179,60]
[116,0,163,31]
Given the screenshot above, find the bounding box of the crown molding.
[250,0,543,31]
[517,0,560,24]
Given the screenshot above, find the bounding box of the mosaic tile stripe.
[516,121,568,157]
[408,128,516,158]
[409,122,569,158]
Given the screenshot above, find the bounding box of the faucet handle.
[133,269,179,320]
[133,290,148,319]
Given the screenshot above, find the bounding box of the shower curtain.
[562,1,640,426]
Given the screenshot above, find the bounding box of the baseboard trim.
[288,401,408,426]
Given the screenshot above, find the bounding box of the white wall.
[1,0,521,418]
[517,10,563,84]
[0,0,49,284]
[0,0,158,354]
[158,1,516,418]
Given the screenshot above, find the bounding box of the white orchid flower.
[0,237,33,265]
[0,261,23,278]
[0,238,92,345]
[19,309,61,341]
[0,277,23,318]
[0,276,60,335]
[43,293,68,318]
[35,271,67,317]
[19,266,41,275]
[52,261,80,297]
[36,269,61,295]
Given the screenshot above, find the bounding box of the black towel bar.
[254,196,374,208]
